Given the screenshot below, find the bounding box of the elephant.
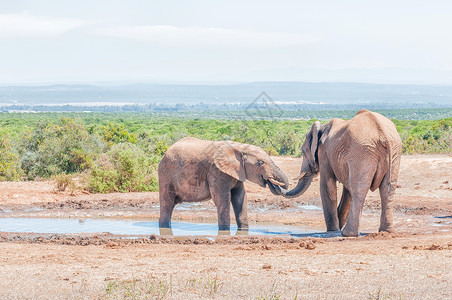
[280,110,402,237]
[158,137,289,232]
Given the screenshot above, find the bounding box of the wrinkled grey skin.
[280,110,402,237]
[158,137,289,232]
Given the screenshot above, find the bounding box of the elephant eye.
[258,160,264,166]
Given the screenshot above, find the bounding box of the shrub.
[100,122,137,146]
[399,118,452,154]
[88,143,158,193]
[137,135,170,157]
[21,117,104,179]
[0,133,23,181]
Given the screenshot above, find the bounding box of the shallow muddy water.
[0,217,331,237]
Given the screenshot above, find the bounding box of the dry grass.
[1,237,452,299]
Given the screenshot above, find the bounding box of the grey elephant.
[280,110,402,237]
[158,137,289,231]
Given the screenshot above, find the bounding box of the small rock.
[306,242,316,250]
[428,244,442,250]
[299,241,316,249]
[262,264,272,270]
[262,244,271,250]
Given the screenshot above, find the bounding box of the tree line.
[0,112,451,193]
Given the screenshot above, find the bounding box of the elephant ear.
[307,121,321,171]
[214,143,246,182]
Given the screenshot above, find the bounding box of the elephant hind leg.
[341,165,376,237]
[337,186,351,230]
[231,182,248,230]
[341,188,368,237]
[378,172,395,233]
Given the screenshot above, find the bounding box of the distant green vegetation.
[167,107,452,121]
[0,110,451,190]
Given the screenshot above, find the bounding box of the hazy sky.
[1,0,452,84]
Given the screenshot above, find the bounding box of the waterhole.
[0,217,331,237]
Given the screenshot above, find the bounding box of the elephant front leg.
[211,188,232,232]
[320,172,340,232]
[231,182,248,230]
[159,187,175,229]
[159,204,175,228]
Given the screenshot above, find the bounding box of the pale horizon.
[1,1,452,85]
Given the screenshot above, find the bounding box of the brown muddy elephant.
[280,110,402,237]
[158,137,289,231]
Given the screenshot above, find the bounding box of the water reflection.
[159,227,174,236]
[158,224,248,236]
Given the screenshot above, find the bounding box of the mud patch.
[0,232,328,248]
[406,243,452,250]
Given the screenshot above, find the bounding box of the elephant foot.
[378,226,395,233]
[326,226,340,232]
[341,226,359,237]
[326,228,340,232]
[218,224,231,236]
[159,219,171,228]
[237,223,249,234]
[218,225,231,231]
[236,229,249,236]
[237,223,249,231]
[218,230,231,236]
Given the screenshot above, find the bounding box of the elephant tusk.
[268,178,285,186]
[293,172,306,181]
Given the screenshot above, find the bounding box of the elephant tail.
[386,138,402,194]
[387,144,393,194]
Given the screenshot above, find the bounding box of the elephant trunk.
[267,161,289,195]
[280,172,314,198]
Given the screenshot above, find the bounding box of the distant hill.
[1,82,452,107]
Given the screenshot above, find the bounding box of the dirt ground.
[0,155,451,299]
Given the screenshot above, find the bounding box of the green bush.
[0,132,23,181]
[21,117,104,179]
[137,134,171,158]
[100,122,137,146]
[396,118,452,154]
[88,143,158,193]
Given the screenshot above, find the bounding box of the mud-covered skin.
[158,137,289,231]
[281,110,403,237]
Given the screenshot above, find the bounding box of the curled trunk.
[267,161,289,195]
[280,173,314,198]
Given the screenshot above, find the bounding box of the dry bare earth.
[0,155,451,299]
